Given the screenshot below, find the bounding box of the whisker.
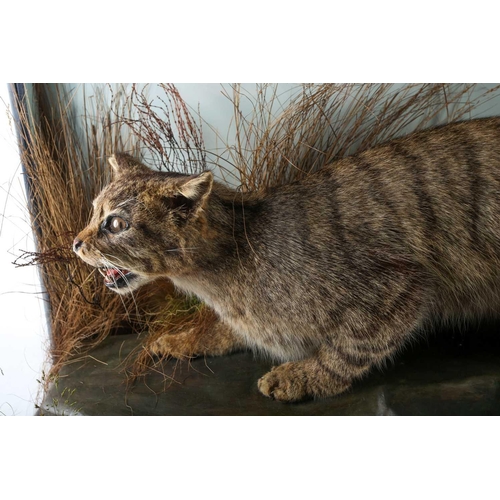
[115,198,135,208]
[166,247,199,253]
[96,249,140,319]
[101,251,129,268]
[101,261,132,316]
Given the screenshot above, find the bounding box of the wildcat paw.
[148,330,198,360]
[148,323,244,359]
[258,363,310,402]
[258,361,353,402]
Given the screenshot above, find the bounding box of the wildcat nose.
[73,237,84,252]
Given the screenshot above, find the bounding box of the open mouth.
[98,267,137,289]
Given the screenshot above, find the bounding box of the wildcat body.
[74,117,500,402]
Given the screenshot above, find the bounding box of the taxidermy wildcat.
[74,117,500,402]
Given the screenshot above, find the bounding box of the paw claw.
[258,363,307,402]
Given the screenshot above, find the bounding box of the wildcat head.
[73,154,213,294]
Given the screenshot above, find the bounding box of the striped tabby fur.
[74,117,500,402]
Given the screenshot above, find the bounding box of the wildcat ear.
[163,172,213,220]
[109,154,151,178]
[176,171,213,203]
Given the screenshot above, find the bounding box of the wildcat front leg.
[258,284,426,402]
[150,319,245,359]
[258,268,429,402]
[257,341,398,402]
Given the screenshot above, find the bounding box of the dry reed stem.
[216,83,500,190]
[118,83,207,173]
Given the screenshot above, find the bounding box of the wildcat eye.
[104,215,128,234]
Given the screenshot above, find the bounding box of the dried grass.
[13,83,500,389]
[12,84,199,386]
[216,83,500,189]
